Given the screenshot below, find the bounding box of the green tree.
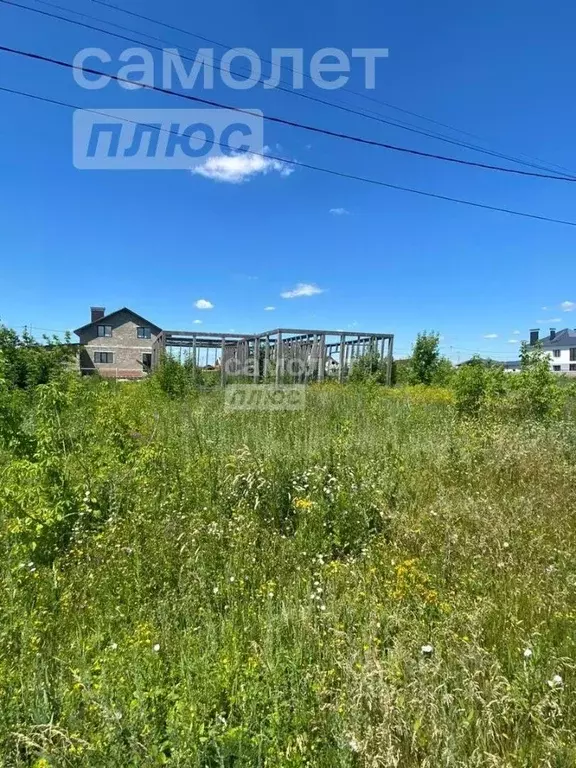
[410,331,441,385]
[454,356,506,418]
[0,324,75,389]
[510,342,563,421]
[432,356,455,387]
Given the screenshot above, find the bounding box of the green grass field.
[1,379,576,766]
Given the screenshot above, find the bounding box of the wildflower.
[348,737,360,752]
[229,576,235,583]
[110,642,118,651]
[523,648,533,659]
[153,643,160,652]
[319,604,326,611]
[548,674,563,688]
[213,587,219,595]
[421,644,434,657]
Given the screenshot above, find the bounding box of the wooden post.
[275,332,283,387]
[339,334,345,383]
[318,334,326,382]
[253,337,259,383]
[386,336,394,386]
[264,335,270,380]
[220,336,226,388]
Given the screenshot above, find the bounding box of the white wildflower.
[523,648,533,659]
[153,644,161,652]
[421,644,434,657]
[548,674,563,688]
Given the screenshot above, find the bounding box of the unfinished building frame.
[152,328,394,386]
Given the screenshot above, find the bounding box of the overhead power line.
[2,82,576,228]
[0,12,573,184]
[7,0,576,179]
[87,0,576,178]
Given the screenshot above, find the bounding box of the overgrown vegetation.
[0,324,76,390]
[2,327,576,765]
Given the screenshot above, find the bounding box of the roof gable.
[74,307,162,336]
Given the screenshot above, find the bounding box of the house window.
[142,353,152,371]
[553,365,561,372]
[137,327,151,339]
[553,349,561,358]
[94,352,113,364]
[571,364,576,372]
[571,348,576,361]
[97,325,112,337]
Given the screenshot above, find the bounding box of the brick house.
[74,307,161,379]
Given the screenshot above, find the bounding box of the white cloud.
[329,207,349,216]
[190,148,293,184]
[512,330,520,335]
[194,299,214,310]
[264,306,276,311]
[483,333,498,339]
[542,306,549,311]
[508,339,520,344]
[193,319,202,324]
[280,283,325,299]
[561,301,576,312]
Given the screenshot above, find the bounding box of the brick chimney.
[91,306,105,323]
[550,328,556,340]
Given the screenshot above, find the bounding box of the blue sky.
[1,0,576,360]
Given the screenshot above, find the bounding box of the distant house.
[457,358,521,373]
[530,327,576,374]
[74,307,161,379]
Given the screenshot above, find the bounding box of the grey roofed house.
[535,328,576,347]
[529,327,576,374]
[74,306,162,379]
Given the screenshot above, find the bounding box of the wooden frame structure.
[152,327,394,386]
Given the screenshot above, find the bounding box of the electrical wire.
[7,0,576,179]
[87,0,576,177]
[0,10,574,184]
[1,80,576,228]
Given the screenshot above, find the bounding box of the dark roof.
[74,307,162,336]
[537,328,576,348]
[458,358,520,369]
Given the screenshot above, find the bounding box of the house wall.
[545,346,576,373]
[77,310,160,378]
